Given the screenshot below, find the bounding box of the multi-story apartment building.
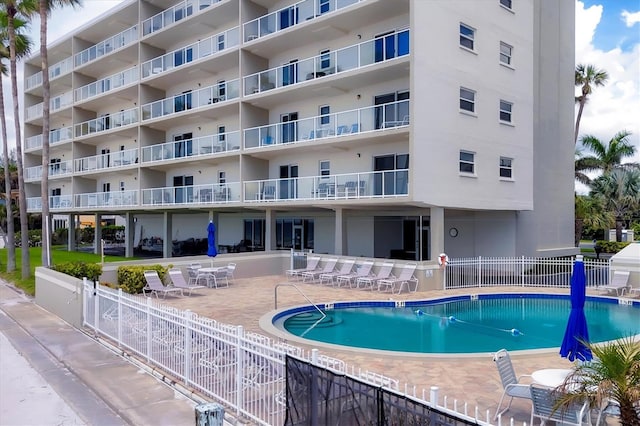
[23,0,575,261]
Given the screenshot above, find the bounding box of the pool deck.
[160,274,629,424]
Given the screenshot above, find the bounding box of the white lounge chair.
[355,262,394,290]
[335,261,374,288]
[286,257,320,280]
[599,271,630,296]
[168,268,206,296]
[301,258,338,283]
[493,348,532,419]
[377,263,418,294]
[530,383,589,425]
[142,270,183,298]
[319,259,355,286]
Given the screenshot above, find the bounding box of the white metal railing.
[74,107,138,138]
[244,100,409,149]
[83,284,507,426]
[244,169,409,202]
[141,79,239,121]
[25,160,73,181]
[75,190,138,208]
[25,56,73,90]
[25,126,74,150]
[244,28,408,95]
[75,149,138,173]
[142,0,220,36]
[142,27,239,78]
[25,91,73,121]
[74,66,138,102]
[141,131,240,163]
[444,256,610,290]
[74,25,138,67]
[243,0,361,42]
[141,182,240,206]
[50,194,74,209]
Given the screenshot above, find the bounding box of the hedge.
[118,264,167,294]
[52,262,103,282]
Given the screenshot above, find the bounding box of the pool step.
[285,311,341,328]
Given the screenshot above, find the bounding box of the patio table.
[531,368,573,388]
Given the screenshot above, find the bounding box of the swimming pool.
[270,294,640,355]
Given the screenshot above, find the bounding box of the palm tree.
[579,131,639,176]
[591,169,640,242]
[574,194,613,247]
[574,64,609,145]
[556,338,640,426]
[574,147,599,186]
[38,0,81,267]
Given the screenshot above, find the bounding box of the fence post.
[235,325,243,416]
[429,386,439,406]
[478,256,482,288]
[184,310,193,387]
[93,279,99,332]
[146,297,152,363]
[117,288,123,345]
[311,348,319,364]
[521,256,525,287]
[82,277,88,327]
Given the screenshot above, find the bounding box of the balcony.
[141,131,240,163]
[75,149,138,174]
[243,0,361,43]
[74,25,138,68]
[27,195,74,212]
[25,126,73,151]
[141,182,240,206]
[74,66,138,103]
[142,27,239,79]
[244,100,409,149]
[243,29,409,96]
[75,190,138,208]
[74,107,138,138]
[25,160,73,181]
[25,91,73,121]
[25,56,73,91]
[244,169,409,202]
[142,0,220,36]
[141,79,239,121]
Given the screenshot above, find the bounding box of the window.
[319,105,330,125]
[500,0,512,10]
[320,49,330,69]
[120,181,125,191]
[500,100,513,122]
[319,0,330,14]
[459,23,475,50]
[459,151,475,174]
[500,42,512,65]
[500,157,513,178]
[218,171,226,185]
[460,87,476,113]
[218,125,226,142]
[319,160,330,176]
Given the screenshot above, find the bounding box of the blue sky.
[581,0,640,51]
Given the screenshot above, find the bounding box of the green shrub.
[52,262,102,282]
[595,240,630,253]
[118,264,167,294]
[52,228,68,245]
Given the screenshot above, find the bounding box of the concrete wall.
[35,268,85,328]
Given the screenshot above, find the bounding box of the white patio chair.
[286,257,320,280]
[142,270,183,298]
[355,262,394,290]
[226,263,236,283]
[493,348,532,419]
[335,261,374,288]
[599,270,630,296]
[301,258,338,283]
[377,263,418,294]
[319,259,355,286]
[167,268,206,296]
[530,383,589,425]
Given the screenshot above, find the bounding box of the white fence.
[83,283,520,426]
[445,256,610,290]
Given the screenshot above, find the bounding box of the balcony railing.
[25,160,73,181]
[75,190,138,208]
[244,169,409,202]
[75,107,138,138]
[25,91,74,121]
[141,79,239,121]
[74,25,138,68]
[75,149,138,173]
[244,100,409,149]
[74,66,138,102]
[142,27,239,78]
[141,182,240,206]
[25,56,73,90]
[244,29,409,95]
[141,131,240,163]
[25,126,74,150]
[142,0,220,36]
[50,195,74,209]
[243,0,361,42]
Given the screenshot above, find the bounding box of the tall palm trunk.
[7,7,30,278]
[0,73,16,271]
[39,0,50,267]
[574,98,586,145]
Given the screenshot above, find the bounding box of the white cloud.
[621,10,640,27]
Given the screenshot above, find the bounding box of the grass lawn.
[0,246,131,296]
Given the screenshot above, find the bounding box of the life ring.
[438,253,449,267]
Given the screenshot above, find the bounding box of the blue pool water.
[276,295,640,354]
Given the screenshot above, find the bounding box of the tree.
[579,131,639,176]
[574,194,613,247]
[574,147,599,186]
[574,64,609,145]
[591,169,640,242]
[38,0,81,267]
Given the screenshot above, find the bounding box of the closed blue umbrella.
[560,255,592,362]
[207,221,217,258]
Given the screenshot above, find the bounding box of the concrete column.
[125,212,135,258]
[430,206,445,261]
[264,208,276,251]
[94,214,102,254]
[163,211,172,259]
[334,208,346,255]
[67,214,76,251]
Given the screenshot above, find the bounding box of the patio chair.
[187,262,203,285]
[355,262,394,290]
[335,261,374,287]
[599,270,630,296]
[301,258,338,283]
[493,348,532,419]
[226,263,236,283]
[530,383,589,425]
[286,256,321,280]
[377,263,418,294]
[319,259,355,286]
[168,268,206,296]
[142,270,183,298]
